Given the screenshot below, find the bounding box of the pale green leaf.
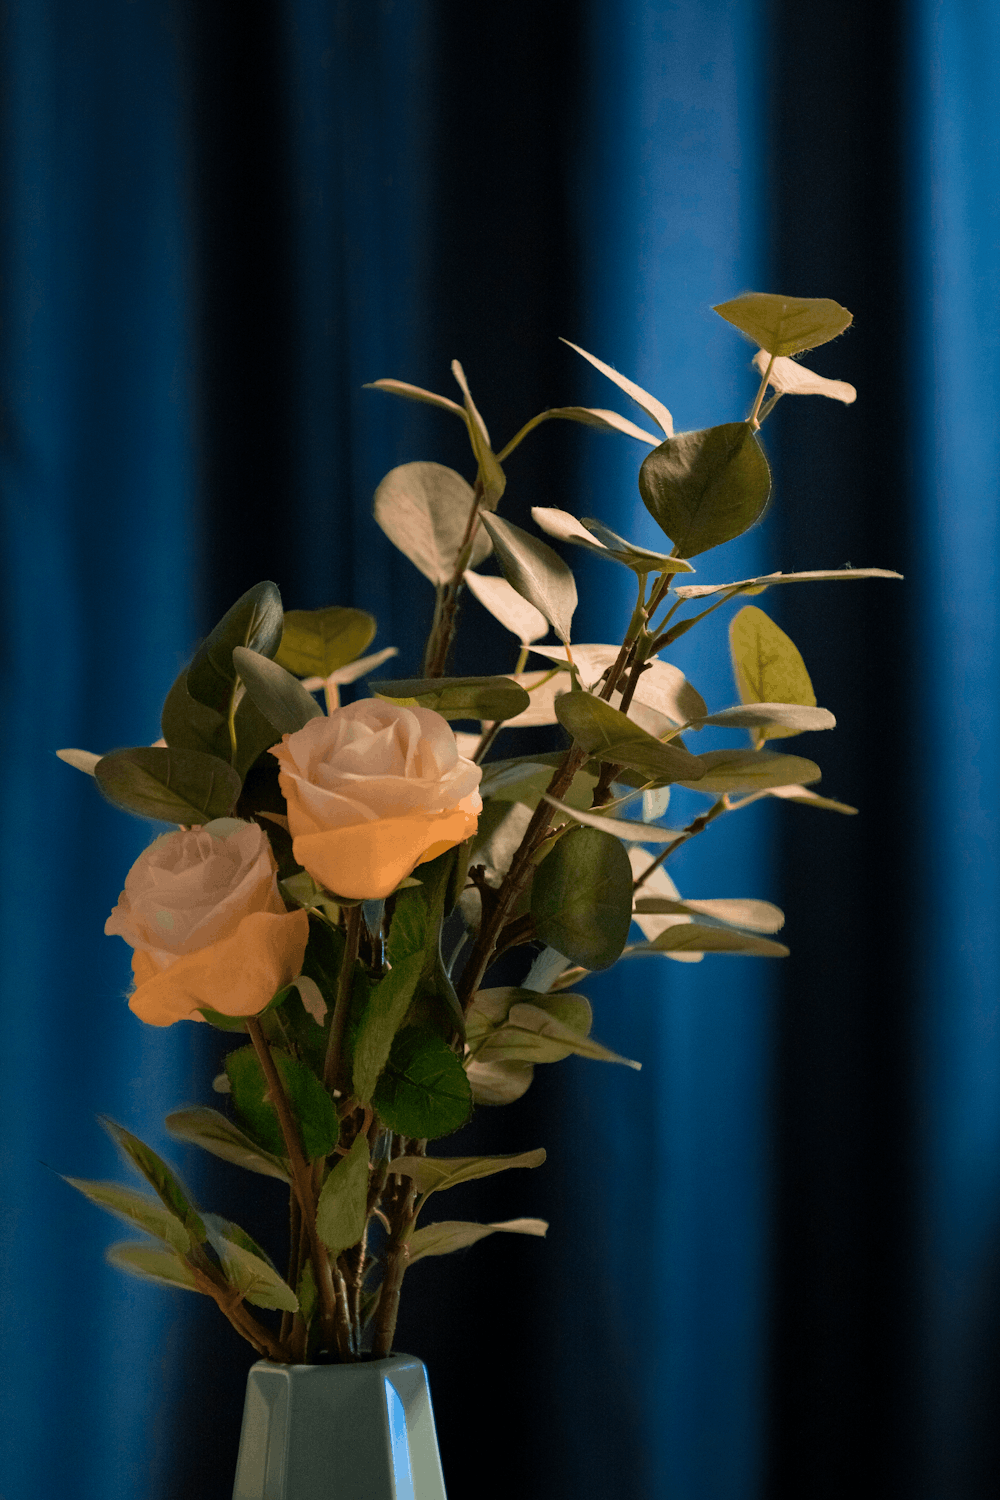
[480,513,577,644]
[451,360,506,510]
[693,703,834,734]
[677,748,820,794]
[542,794,684,843]
[105,1243,200,1292]
[63,1178,191,1254]
[714,293,853,356]
[463,570,549,643]
[56,748,101,776]
[530,507,693,575]
[630,923,789,957]
[389,1147,546,1198]
[373,461,492,584]
[633,896,785,933]
[752,350,856,404]
[766,784,858,815]
[406,1217,548,1265]
[560,339,674,436]
[164,1107,290,1183]
[673,568,902,600]
[364,378,467,420]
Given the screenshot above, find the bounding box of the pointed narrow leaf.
[678,749,820,794]
[729,606,816,745]
[673,568,902,600]
[56,748,101,776]
[451,360,506,510]
[561,339,674,436]
[389,1147,546,1197]
[211,1233,299,1311]
[106,1243,200,1291]
[752,350,856,403]
[100,1118,206,1244]
[316,1134,370,1256]
[479,513,577,644]
[497,405,662,458]
[164,1108,290,1182]
[633,923,789,957]
[542,794,684,843]
[232,646,325,736]
[693,703,834,733]
[532,824,633,970]
[555,692,704,785]
[94,745,240,825]
[477,1004,641,1068]
[633,896,785,933]
[370,674,530,723]
[463,570,549,643]
[766,784,858,815]
[639,423,771,558]
[530,507,693,575]
[364,377,467,420]
[186,582,284,715]
[373,462,492,583]
[714,293,852,357]
[406,1217,548,1264]
[63,1178,191,1254]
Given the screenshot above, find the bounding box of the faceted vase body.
[231,1355,448,1500]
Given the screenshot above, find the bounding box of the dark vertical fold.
[764,4,918,1497]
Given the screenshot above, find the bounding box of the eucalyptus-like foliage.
[59,291,901,1369]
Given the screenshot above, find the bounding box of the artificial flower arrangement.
[59,293,899,1367]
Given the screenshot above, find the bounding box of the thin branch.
[324,904,363,1094]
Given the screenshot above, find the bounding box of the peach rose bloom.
[105,818,309,1027]
[270,699,483,900]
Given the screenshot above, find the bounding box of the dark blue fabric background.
[1,3,996,1498]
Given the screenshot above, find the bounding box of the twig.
[324,904,363,1094]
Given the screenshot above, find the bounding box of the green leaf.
[479,513,577,644]
[373,461,492,584]
[478,753,599,808]
[94,745,241,825]
[496,405,663,461]
[631,924,790,957]
[462,570,550,644]
[296,1259,318,1327]
[692,703,834,734]
[383,849,466,1043]
[713,293,853,357]
[766,784,858,815]
[389,1147,546,1198]
[530,507,694,576]
[560,339,674,436]
[275,607,377,678]
[232,646,325,736]
[63,1178,191,1254]
[554,692,704,785]
[531,824,633,971]
[729,605,817,745]
[231,691,283,778]
[542,794,685,844]
[677,748,820,794]
[186,581,284,716]
[465,987,594,1049]
[99,1118,207,1245]
[352,951,426,1104]
[370,675,530,723]
[160,669,230,759]
[638,423,771,559]
[210,1231,298,1312]
[105,1243,200,1291]
[476,1004,640,1069]
[450,360,506,511]
[224,1045,339,1162]
[672,567,903,600]
[406,1217,547,1265]
[164,1108,290,1182]
[633,896,785,933]
[371,1027,472,1139]
[316,1134,371,1255]
[364,377,467,421]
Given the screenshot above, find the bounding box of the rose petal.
[292,806,479,900]
[128,909,309,1027]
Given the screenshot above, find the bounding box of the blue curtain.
[2,4,999,1500]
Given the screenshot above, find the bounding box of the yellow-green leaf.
[275,607,377,678]
[713,293,853,356]
[406,1217,547,1265]
[729,605,816,744]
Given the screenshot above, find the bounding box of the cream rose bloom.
[270,699,483,900]
[105,818,309,1027]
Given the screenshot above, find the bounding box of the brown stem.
[632,799,727,890]
[324,904,362,1094]
[191,1266,289,1362]
[371,1140,424,1358]
[457,745,588,1010]
[280,1190,302,1346]
[246,1016,340,1353]
[424,478,485,677]
[333,1257,356,1358]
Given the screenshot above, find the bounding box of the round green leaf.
[638,423,771,559]
[275,606,377,678]
[531,824,633,971]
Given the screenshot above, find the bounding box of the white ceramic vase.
[231,1355,448,1500]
